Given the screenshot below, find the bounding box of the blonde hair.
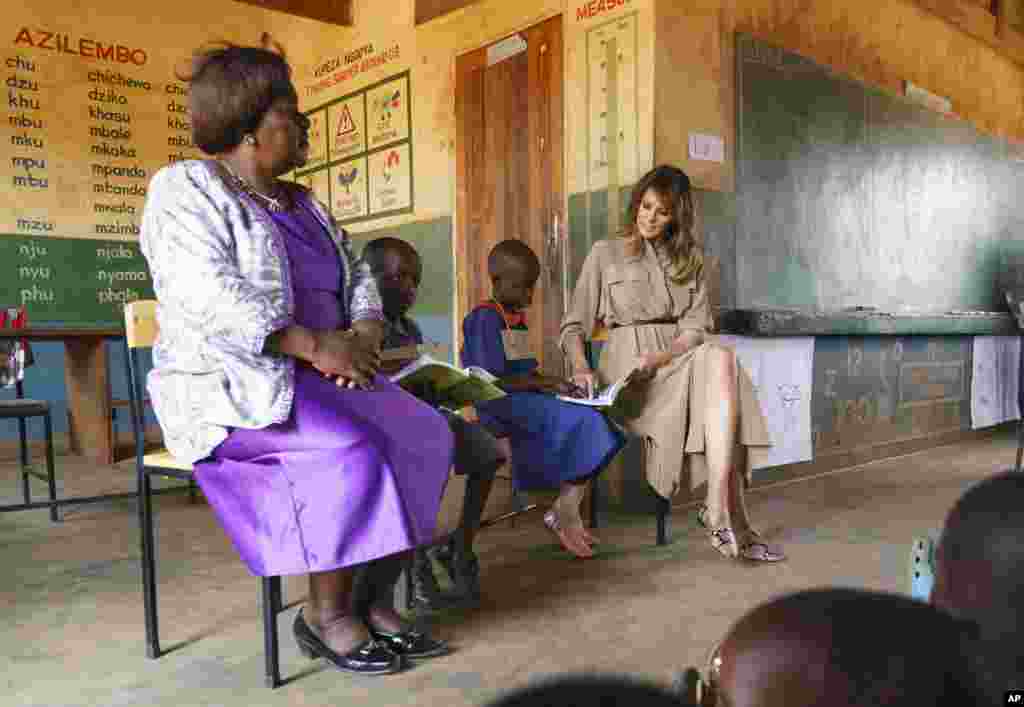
[620,165,703,285]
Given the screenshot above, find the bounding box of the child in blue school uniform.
[462,239,626,558]
[364,236,509,610]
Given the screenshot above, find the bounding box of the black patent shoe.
[369,625,450,660]
[293,609,403,675]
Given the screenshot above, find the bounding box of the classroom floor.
[1,427,1016,707]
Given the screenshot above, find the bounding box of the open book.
[390,354,506,408]
[556,369,640,409]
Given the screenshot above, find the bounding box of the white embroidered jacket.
[139,160,383,463]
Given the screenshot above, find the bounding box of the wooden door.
[455,15,565,374]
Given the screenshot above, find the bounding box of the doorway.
[455,15,565,374]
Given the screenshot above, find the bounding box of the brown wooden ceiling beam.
[416,0,481,25]
[912,0,1024,65]
[231,0,352,26]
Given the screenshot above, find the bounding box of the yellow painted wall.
[7,0,1022,237]
[1,0,333,240]
[276,0,1024,353]
[5,0,1023,323]
[283,0,1024,218]
[285,0,653,233]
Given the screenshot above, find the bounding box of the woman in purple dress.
[140,43,453,676]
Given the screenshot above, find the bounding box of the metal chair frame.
[0,379,59,522]
[124,301,286,688]
[1016,332,1024,474]
[584,334,671,545]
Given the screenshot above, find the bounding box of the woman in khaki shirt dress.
[560,165,784,562]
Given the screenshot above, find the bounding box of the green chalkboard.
[0,234,153,326]
[736,34,1022,319]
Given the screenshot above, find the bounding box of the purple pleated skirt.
[192,364,453,577]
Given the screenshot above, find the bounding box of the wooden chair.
[583,324,671,545]
[124,300,286,688]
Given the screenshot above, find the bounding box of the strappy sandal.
[699,504,785,562]
[737,533,786,563]
[543,508,594,558]
[708,526,739,559]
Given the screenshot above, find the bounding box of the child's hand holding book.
[531,375,586,398]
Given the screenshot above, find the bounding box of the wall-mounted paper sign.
[688,133,725,163]
[367,75,409,149]
[487,33,527,66]
[903,80,952,115]
[330,157,369,221]
[308,168,330,209]
[329,94,366,161]
[305,110,328,168]
[368,143,412,214]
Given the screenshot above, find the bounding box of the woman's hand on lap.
[312,329,380,390]
[635,352,669,382]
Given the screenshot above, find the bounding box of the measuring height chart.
[586,13,638,200]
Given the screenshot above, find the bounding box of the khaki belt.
[610,319,677,329]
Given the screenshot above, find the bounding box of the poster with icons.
[304,109,328,169]
[308,168,330,210]
[366,75,409,149]
[330,157,369,220]
[368,143,412,214]
[294,70,413,225]
[329,94,366,161]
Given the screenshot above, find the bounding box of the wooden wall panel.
[455,50,487,334]
[732,0,1024,141]
[231,0,352,26]
[416,0,481,25]
[653,3,732,191]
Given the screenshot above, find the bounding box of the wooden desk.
[0,327,125,465]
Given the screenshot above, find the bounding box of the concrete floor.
[1,428,1016,707]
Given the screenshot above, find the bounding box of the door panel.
[456,15,565,374]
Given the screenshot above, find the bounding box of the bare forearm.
[564,332,591,372]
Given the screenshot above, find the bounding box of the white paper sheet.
[971,336,1021,429]
[715,336,815,469]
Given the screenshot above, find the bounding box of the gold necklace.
[219,160,290,212]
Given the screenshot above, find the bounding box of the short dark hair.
[938,471,1024,702]
[483,673,694,707]
[727,588,981,707]
[487,239,540,281]
[940,470,1024,616]
[362,237,420,274]
[180,43,295,154]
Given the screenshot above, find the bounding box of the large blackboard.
[736,34,1024,320]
